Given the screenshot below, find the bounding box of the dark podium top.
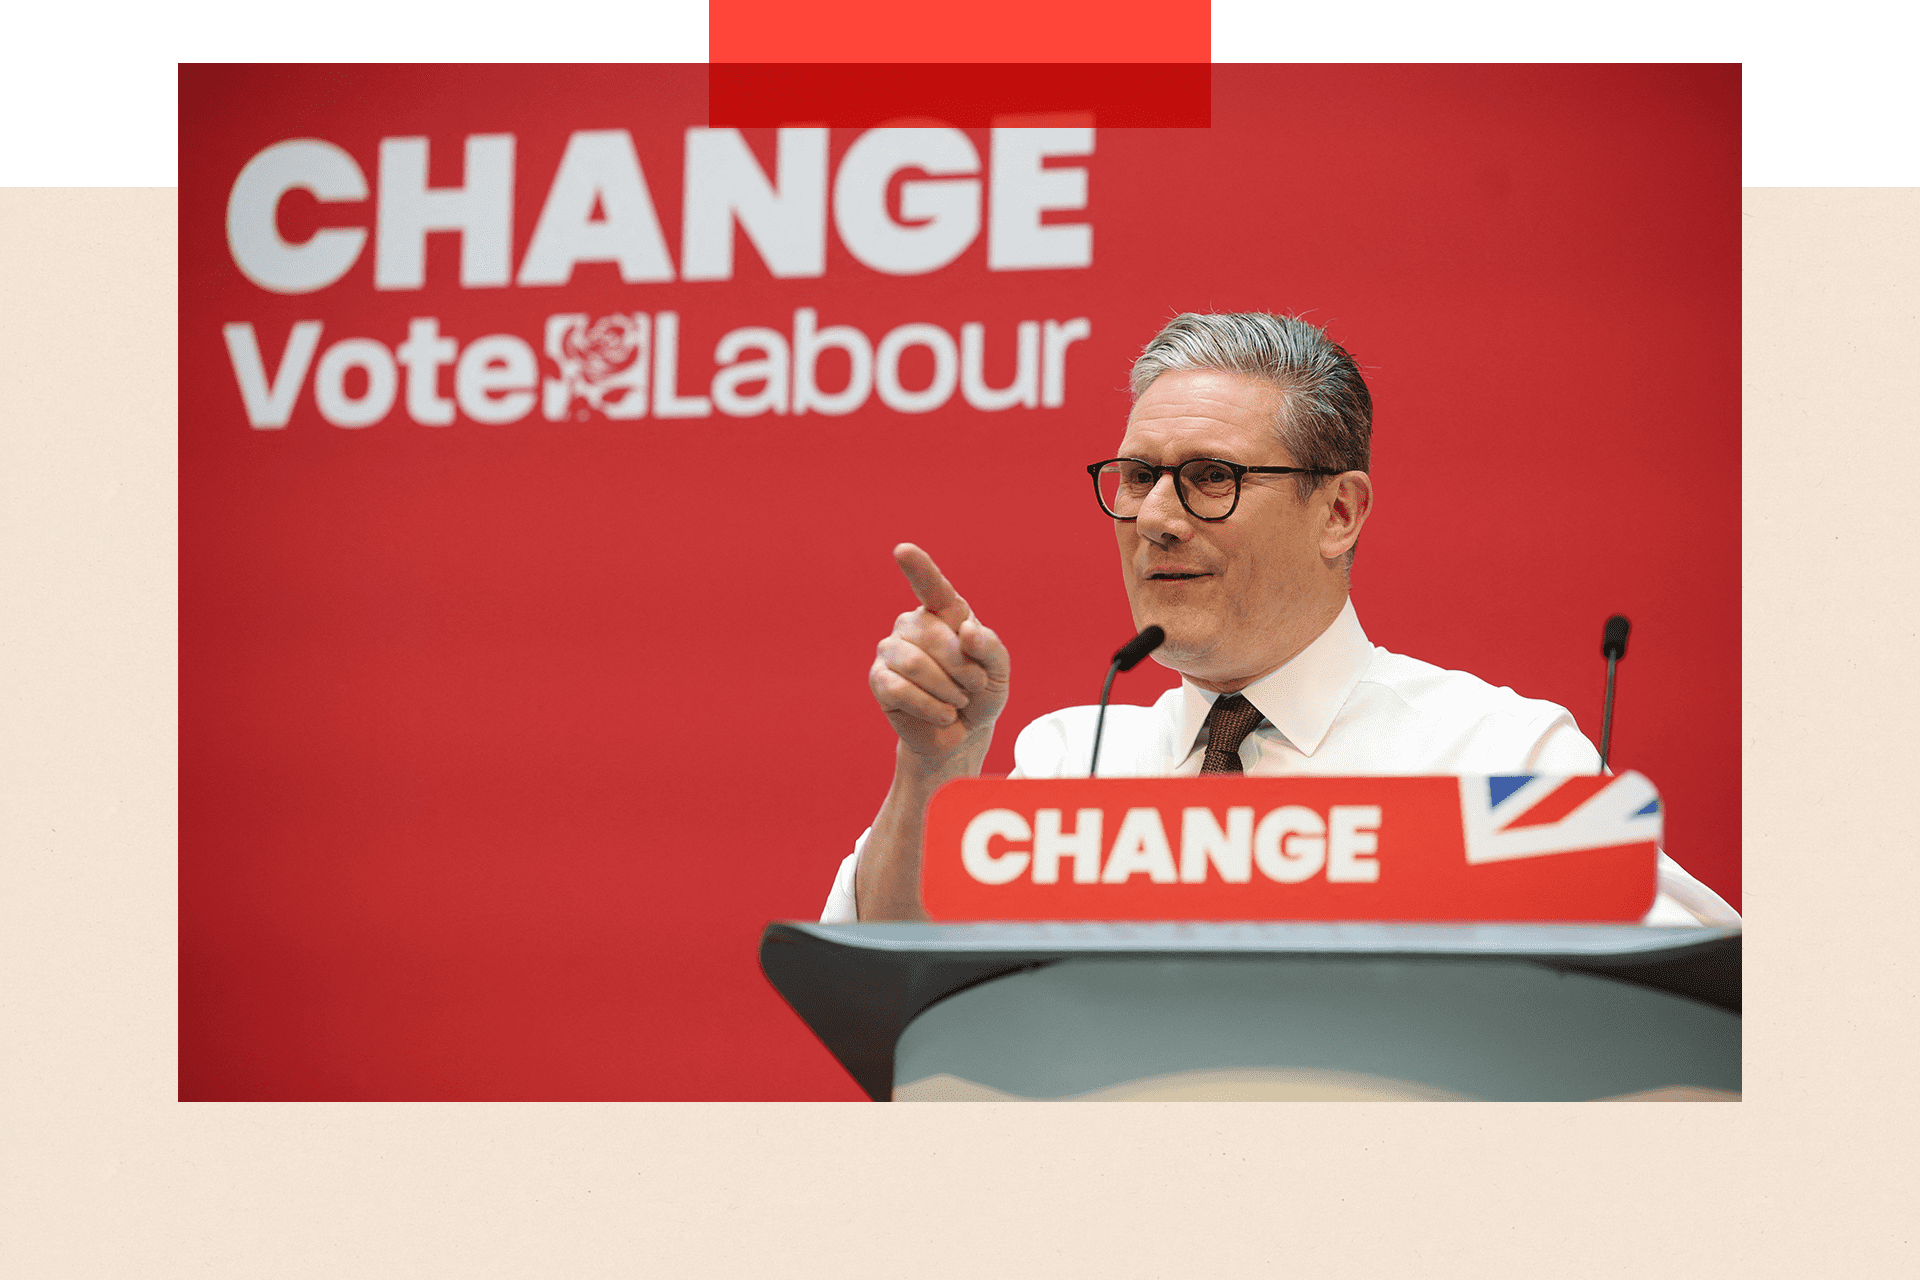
[760,921,1741,1101]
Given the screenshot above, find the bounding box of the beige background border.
[2,187,1913,1276]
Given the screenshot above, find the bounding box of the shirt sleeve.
[820,831,866,924]
[1513,708,1740,927]
[822,733,1041,925]
[1011,710,1071,778]
[1648,851,1742,926]
[1521,711,1605,773]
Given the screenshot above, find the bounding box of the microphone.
[1113,625,1166,673]
[1602,615,1630,661]
[1598,614,1630,773]
[1090,625,1165,777]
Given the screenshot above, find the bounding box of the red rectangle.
[178,62,1737,1101]
[923,777,1658,922]
[709,0,1211,63]
[706,63,1211,129]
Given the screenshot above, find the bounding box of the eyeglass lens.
[1096,459,1241,519]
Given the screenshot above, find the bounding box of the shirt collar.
[1175,598,1374,759]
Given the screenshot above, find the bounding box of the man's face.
[1113,368,1357,690]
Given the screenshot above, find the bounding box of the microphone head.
[1601,614,1631,660]
[1113,625,1166,672]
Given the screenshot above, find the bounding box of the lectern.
[764,773,1739,1100]
[760,921,1740,1100]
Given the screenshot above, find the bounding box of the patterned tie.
[1200,694,1265,774]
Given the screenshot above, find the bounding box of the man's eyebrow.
[1114,455,1263,476]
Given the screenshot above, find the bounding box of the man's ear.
[1319,471,1373,561]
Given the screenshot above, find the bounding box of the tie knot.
[1201,694,1264,774]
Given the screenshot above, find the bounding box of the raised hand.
[869,543,1012,762]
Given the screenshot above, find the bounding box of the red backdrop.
[179,64,1740,1100]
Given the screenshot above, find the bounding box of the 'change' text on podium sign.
[921,774,1662,922]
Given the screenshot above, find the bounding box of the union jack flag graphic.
[1459,772,1663,865]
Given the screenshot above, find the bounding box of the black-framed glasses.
[1087,457,1342,522]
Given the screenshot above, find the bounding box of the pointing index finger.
[893,542,970,629]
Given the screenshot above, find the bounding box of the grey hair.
[1130,312,1372,502]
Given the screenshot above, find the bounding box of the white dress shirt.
[823,600,1739,927]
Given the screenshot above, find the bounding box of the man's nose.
[1135,471,1189,544]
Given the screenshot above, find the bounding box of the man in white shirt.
[827,312,1737,927]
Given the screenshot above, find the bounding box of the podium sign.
[922,773,1662,923]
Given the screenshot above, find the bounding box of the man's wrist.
[892,734,991,792]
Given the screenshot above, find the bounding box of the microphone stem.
[1598,654,1619,774]
[1089,659,1121,778]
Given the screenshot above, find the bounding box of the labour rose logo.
[567,314,643,384]
[543,312,650,420]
